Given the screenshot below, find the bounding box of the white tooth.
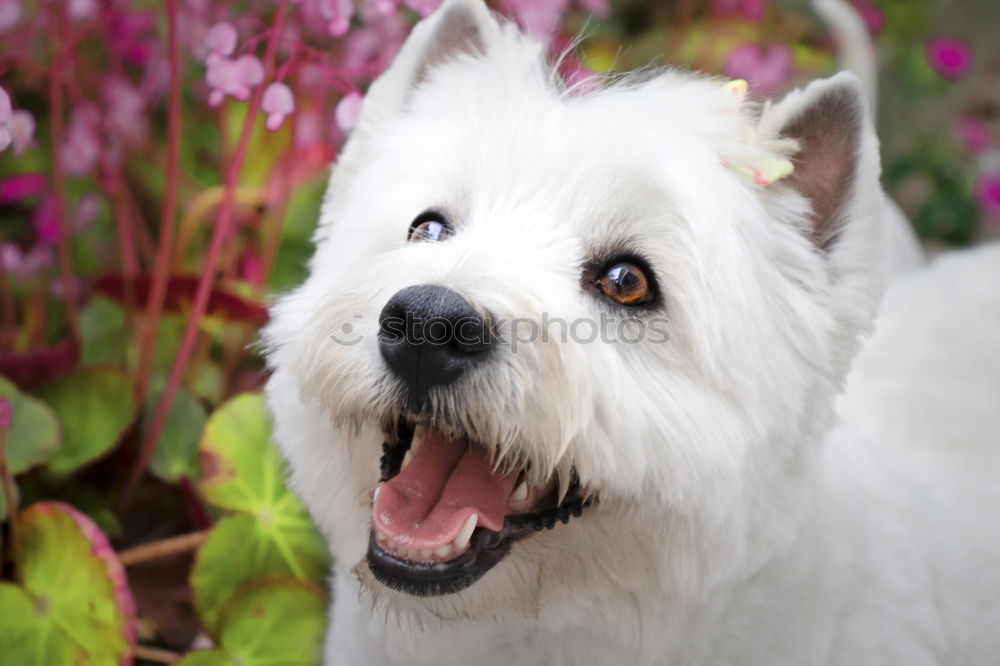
[420,549,434,560]
[511,480,529,503]
[434,544,452,558]
[411,424,425,453]
[454,513,477,551]
[401,450,413,470]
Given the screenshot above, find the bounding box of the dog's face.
[265,0,885,622]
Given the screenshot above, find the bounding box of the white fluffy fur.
[263,1,1000,663]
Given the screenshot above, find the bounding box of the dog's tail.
[812,0,878,113]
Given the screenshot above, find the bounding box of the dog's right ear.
[321,0,498,210]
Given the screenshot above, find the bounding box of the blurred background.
[0,1,997,664]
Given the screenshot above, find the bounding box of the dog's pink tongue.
[373,428,519,550]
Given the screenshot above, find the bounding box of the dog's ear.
[770,73,875,251]
[768,73,886,373]
[319,0,498,215]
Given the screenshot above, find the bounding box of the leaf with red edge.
[0,502,136,665]
[0,339,79,391]
[94,275,268,326]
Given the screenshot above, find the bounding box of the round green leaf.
[148,387,206,483]
[191,511,329,633]
[37,367,137,476]
[0,375,60,474]
[0,502,136,665]
[178,579,326,666]
[199,393,285,514]
[80,297,128,366]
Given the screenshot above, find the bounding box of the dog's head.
[264,0,885,621]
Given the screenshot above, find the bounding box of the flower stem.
[47,8,81,346]
[136,0,183,405]
[120,0,292,510]
[0,428,21,583]
[119,529,211,567]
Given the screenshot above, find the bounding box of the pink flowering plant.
[0,0,992,662]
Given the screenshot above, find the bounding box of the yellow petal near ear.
[722,79,748,110]
[728,156,795,186]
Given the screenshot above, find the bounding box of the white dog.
[263,1,1000,663]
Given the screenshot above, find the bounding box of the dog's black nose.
[378,285,492,400]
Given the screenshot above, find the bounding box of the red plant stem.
[120,0,292,510]
[119,529,210,567]
[0,247,15,349]
[0,428,21,583]
[111,175,139,328]
[136,0,183,404]
[47,9,81,346]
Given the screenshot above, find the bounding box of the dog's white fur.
[263,1,1000,663]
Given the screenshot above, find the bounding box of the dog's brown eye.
[408,211,451,243]
[599,262,653,306]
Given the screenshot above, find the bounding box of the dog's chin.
[364,419,596,597]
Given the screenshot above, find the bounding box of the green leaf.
[191,511,329,633]
[80,297,128,365]
[0,375,60,474]
[37,367,137,476]
[198,392,290,514]
[0,502,136,665]
[177,580,326,666]
[147,387,206,483]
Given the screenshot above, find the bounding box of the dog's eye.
[408,211,451,243]
[599,262,654,306]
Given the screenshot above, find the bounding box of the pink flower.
[33,196,60,245]
[0,242,53,281]
[204,22,237,57]
[67,0,97,22]
[0,173,45,203]
[102,76,147,145]
[8,110,34,154]
[205,54,264,107]
[317,0,354,37]
[335,92,363,133]
[925,36,973,80]
[404,0,441,17]
[262,82,296,131]
[958,116,992,155]
[59,105,101,175]
[503,0,569,39]
[724,43,793,98]
[576,0,610,18]
[0,86,12,152]
[974,172,1000,221]
[363,0,399,18]
[851,0,884,35]
[0,0,22,33]
[239,249,265,284]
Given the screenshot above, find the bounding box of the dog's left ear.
[767,72,886,371]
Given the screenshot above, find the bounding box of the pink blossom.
[294,109,326,149]
[851,0,884,35]
[958,116,992,155]
[503,0,569,39]
[239,249,265,284]
[8,110,34,154]
[204,22,238,57]
[0,242,53,281]
[73,194,103,233]
[341,12,408,74]
[404,0,441,17]
[0,173,45,204]
[925,36,973,80]
[67,0,97,22]
[33,196,60,245]
[102,76,148,145]
[362,0,399,18]
[0,86,12,152]
[262,82,296,131]
[205,54,264,107]
[59,105,101,175]
[724,43,793,98]
[316,0,354,37]
[974,172,1000,221]
[335,92,363,133]
[576,0,610,18]
[0,0,22,33]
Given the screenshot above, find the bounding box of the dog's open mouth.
[366,423,595,596]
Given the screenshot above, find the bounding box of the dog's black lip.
[369,428,597,596]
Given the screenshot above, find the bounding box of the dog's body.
[263,2,1000,664]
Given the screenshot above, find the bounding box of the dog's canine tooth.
[411,424,426,453]
[401,449,413,470]
[510,480,529,503]
[455,513,477,551]
[434,544,453,558]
